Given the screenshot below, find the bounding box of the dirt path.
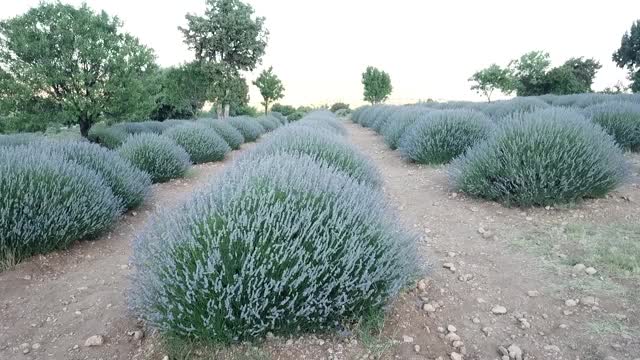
[344,121,640,360]
[0,146,252,360]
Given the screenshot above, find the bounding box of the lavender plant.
[118,134,191,183]
[164,125,231,164]
[197,119,245,150]
[228,116,266,142]
[584,101,640,152]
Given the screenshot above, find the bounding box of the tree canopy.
[613,20,640,92]
[179,0,268,117]
[362,66,392,104]
[253,67,285,114]
[0,3,157,136]
[468,64,513,102]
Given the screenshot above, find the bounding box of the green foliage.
[362,66,393,104]
[330,102,351,113]
[1,146,121,268]
[270,103,296,116]
[164,125,231,164]
[87,125,128,149]
[42,141,151,210]
[468,64,514,102]
[287,111,305,121]
[398,110,493,165]
[584,101,640,151]
[197,119,245,150]
[613,20,640,92]
[255,115,280,131]
[151,62,210,120]
[130,152,417,342]
[228,116,265,142]
[118,134,191,183]
[508,51,551,96]
[0,3,157,137]
[451,108,628,206]
[253,67,285,114]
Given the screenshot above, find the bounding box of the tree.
[253,67,284,114]
[542,57,601,95]
[179,0,268,117]
[508,51,551,96]
[0,3,157,136]
[361,66,392,104]
[271,103,296,116]
[330,102,350,113]
[468,64,514,102]
[613,21,640,92]
[562,57,601,90]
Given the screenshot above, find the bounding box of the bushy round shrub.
[139,121,169,134]
[372,106,398,133]
[0,133,42,147]
[271,111,287,124]
[255,116,279,131]
[584,101,640,152]
[380,107,432,150]
[197,119,245,150]
[228,117,265,142]
[483,97,549,119]
[88,125,128,149]
[42,141,151,210]
[164,125,231,164]
[251,127,381,186]
[118,134,191,183]
[130,153,417,342]
[398,110,493,164]
[287,111,304,121]
[1,147,121,266]
[293,112,347,136]
[450,108,628,206]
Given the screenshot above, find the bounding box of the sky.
[2,0,640,107]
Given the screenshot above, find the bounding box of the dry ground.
[1,122,639,360]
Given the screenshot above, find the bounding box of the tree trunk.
[216,104,223,119]
[264,102,269,115]
[224,104,230,118]
[79,115,91,138]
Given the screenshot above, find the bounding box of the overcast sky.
[3,0,640,107]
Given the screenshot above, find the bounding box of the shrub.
[372,106,398,133]
[197,119,245,150]
[139,121,169,134]
[330,102,350,113]
[1,147,121,267]
[88,125,128,149]
[228,117,265,142]
[450,108,628,206]
[287,111,305,121]
[483,97,549,119]
[0,133,42,147]
[255,116,279,131]
[294,112,347,136]
[270,103,296,116]
[118,134,191,183]
[113,122,148,135]
[43,141,151,210]
[271,112,287,124]
[164,125,231,164]
[130,153,417,342]
[398,110,493,164]
[251,127,381,186]
[381,107,432,150]
[584,101,640,152]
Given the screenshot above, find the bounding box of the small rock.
[437,326,445,333]
[132,330,144,341]
[84,335,104,347]
[518,318,531,329]
[422,303,436,312]
[23,275,32,280]
[477,227,486,234]
[417,279,428,290]
[482,327,492,336]
[526,290,540,297]
[162,356,169,360]
[414,344,421,353]
[402,335,414,343]
[563,310,573,316]
[581,296,597,306]
[508,344,523,360]
[543,345,560,352]
[573,263,586,272]
[585,267,597,275]
[452,340,464,348]
[497,346,509,356]
[491,305,507,315]
[481,231,495,240]
[472,317,480,324]
[447,325,457,333]
[450,352,463,360]
[565,299,578,307]
[558,324,568,329]
[285,339,293,346]
[31,343,40,350]
[448,252,457,257]
[443,263,456,272]
[445,333,461,342]
[476,297,486,303]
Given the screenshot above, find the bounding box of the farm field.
[3,1,640,360]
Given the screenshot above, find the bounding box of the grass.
[161,336,271,360]
[587,318,639,338]
[352,308,396,357]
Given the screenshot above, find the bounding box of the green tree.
[330,102,350,113]
[0,3,157,136]
[179,0,268,117]
[468,64,514,102]
[543,57,601,95]
[271,103,296,116]
[253,67,285,114]
[613,20,640,92]
[151,62,210,120]
[562,57,601,90]
[361,66,392,104]
[508,51,551,96]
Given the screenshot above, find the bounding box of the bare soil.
[2,123,639,360]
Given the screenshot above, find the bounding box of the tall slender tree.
[253,67,285,114]
[613,20,640,92]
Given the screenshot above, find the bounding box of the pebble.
[84,335,104,347]
[443,263,456,272]
[445,333,461,342]
[447,325,457,333]
[31,343,40,350]
[492,305,508,315]
[508,344,523,360]
[482,327,492,336]
[448,252,457,257]
[572,263,586,272]
[402,335,414,343]
[285,339,294,346]
[450,352,463,360]
[581,296,597,306]
[472,317,480,324]
[132,330,144,341]
[423,303,436,312]
[417,279,428,290]
[498,346,509,356]
[585,267,597,275]
[414,344,421,353]
[518,318,531,329]
[565,299,578,307]
[162,356,169,360]
[452,340,464,348]
[526,290,540,297]
[559,324,568,329]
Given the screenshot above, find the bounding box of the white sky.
[2,0,640,107]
